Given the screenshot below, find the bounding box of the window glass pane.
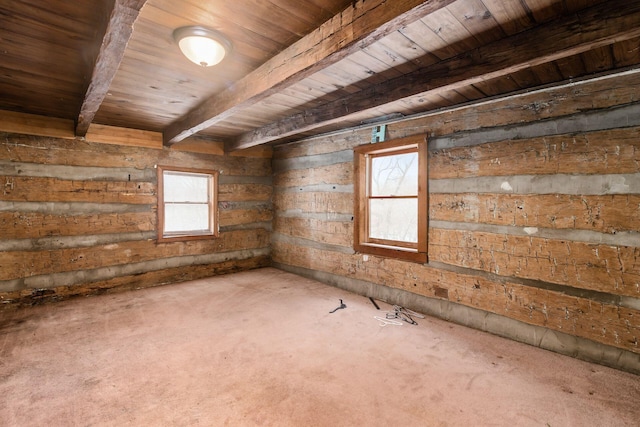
[164,172,210,203]
[369,198,418,243]
[371,152,418,196]
[164,204,210,233]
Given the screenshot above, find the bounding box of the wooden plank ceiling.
[0,0,638,150]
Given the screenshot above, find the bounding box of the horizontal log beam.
[0,110,74,139]
[429,228,640,298]
[229,0,640,150]
[0,176,156,204]
[274,216,353,248]
[430,127,640,179]
[0,255,270,307]
[430,193,640,234]
[0,211,155,239]
[0,228,270,281]
[162,0,456,145]
[219,208,273,227]
[75,0,147,136]
[273,191,353,215]
[218,183,273,202]
[0,133,272,175]
[85,124,162,149]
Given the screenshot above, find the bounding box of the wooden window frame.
[353,134,428,263]
[157,165,219,243]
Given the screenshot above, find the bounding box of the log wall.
[272,71,640,371]
[0,134,272,306]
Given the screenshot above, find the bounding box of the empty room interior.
[1,0,640,425]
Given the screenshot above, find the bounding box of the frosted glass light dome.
[173,26,231,67]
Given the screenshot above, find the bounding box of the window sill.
[157,232,218,243]
[355,242,427,263]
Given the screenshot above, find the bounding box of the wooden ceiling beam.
[228,0,640,150]
[75,0,147,137]
[162,0,457,145]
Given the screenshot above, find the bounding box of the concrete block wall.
[272,71,640,373]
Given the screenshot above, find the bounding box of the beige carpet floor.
[1,267,639,426]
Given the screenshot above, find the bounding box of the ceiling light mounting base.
[173,26,232,67]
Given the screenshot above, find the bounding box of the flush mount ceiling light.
[173,26,232,67]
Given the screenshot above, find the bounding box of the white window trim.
[157,165,219,243]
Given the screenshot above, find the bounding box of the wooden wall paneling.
[218,184,272,202]
[0,211,156,239]
[0,228,270,282]
[430,193,640,234]
[271,241,640,353]
[0,134,271,175]
[271,66,640,365]
[219,205,272,228]
[274,162,353,188]
[228,145,273,158]
[274,216,353,248]
[389,71,640,141]
[0,130,273,306]
[273,136,365,160]
[169,138,225,155]
[0,176,156,204]
[85,124,163,149]
[2,255,270,306]
[273,69,640,153]
[428,228,639,298]
[429,127,640,179]
[273,192,352,215]
[0,111,75,139]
